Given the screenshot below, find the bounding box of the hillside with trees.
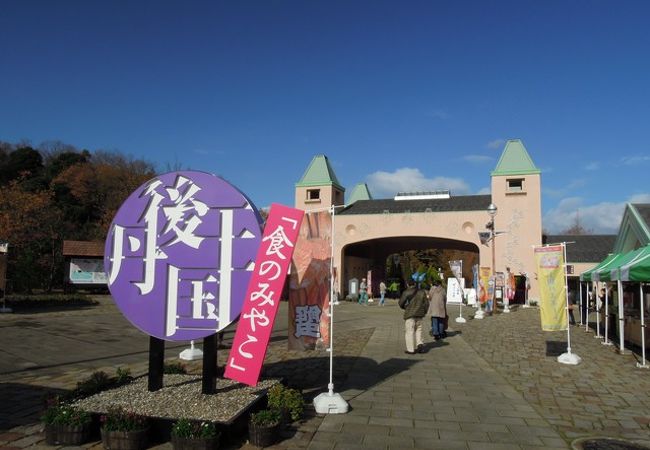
[0,140,156,293]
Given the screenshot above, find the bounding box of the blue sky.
[2,0,649,234]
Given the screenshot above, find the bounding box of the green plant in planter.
[42,396,91,426]
[250,409,281,427]
[267,384,304,421]
[171,418,219,439]
[101,406,148,431]
[42,396,92,445]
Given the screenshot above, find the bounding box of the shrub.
[171,418,219,439]
[163,362,187,374]
[250,409,281,427]
[100,406,147,432]
[267,384,304,421]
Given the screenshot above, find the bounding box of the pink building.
[294,140,545,302]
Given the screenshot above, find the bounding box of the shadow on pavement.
[0,382,67,431]
[262,355,418,400]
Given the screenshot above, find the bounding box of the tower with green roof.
[490,139,543,275]
[295,154,345,211]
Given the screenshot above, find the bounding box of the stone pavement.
[1,297,650,449]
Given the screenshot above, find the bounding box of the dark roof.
[543,234,616,263]
[62,240,104,257]
[633,204,650,231]
[338,195,492,215]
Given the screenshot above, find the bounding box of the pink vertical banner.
[288,211,332,350]
[224,204,304,386]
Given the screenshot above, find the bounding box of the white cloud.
[621,155,650,165]
[487,139,505,150]
[462,154,494,164]
[477,186,491,195]
[543,193,650,234]
[585,162,600,171]
[366,168,471,198]
[629,193,650,203]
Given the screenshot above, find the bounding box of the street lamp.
[487,203,497,314]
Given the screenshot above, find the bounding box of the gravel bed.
[74,375,280,423]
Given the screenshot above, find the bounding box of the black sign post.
[202,334,217,394]
[148,336,165,391]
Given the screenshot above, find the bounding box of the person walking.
[399,273,429,354]
[379,281,387,306]
[427,279,447,340]
[358,278,368,305]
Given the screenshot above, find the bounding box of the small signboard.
[446,277,465,303]
[69,258,107,284]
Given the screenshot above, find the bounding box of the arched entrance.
[341,236,480,298]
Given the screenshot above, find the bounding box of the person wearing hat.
[399,272,429,354]
[427,279,447,340]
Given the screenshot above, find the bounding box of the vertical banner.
[288,211,332,350]
[479,267,491,304]
[224,204,304,386]
[534,244,568,331]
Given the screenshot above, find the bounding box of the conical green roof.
[491,139,540,176]
[347,183,372,204]
[295,154,344,190]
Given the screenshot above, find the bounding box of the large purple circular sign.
[104,171,262,341]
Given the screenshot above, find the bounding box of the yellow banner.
[535,245,567,331]
[479,267,491,304]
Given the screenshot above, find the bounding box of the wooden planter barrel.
[248,421,280,448]
[44,423,91,446]
[100,427,149,450]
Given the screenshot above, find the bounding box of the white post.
[595,283,602,338]
[603,284,612,345]
[314,205,348,414]
[618,280,625,354]
[579,282,583,326]
[558,242,581,365]
[638,283,648,369]
[585,281,594,333]
[455,261,466,323]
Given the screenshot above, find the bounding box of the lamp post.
[0,241,10,314]
[487,203,498,314]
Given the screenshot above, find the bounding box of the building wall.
[490,173,543,302]
[295,185,344,212]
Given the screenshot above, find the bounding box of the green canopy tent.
[612,245,650,368]
[580,253,617,282]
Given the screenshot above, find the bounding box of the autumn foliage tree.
[0,141,155,292]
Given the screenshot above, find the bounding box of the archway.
[341,236,480,298]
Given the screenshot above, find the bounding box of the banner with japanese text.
[288,211,332,350]
[534,244,567,331]
[224,204,304,386]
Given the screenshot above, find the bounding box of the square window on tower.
[507,178,524,193]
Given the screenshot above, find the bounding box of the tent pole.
[579,282,584,326]
[618,280,625,354]
[595,283,601,338]
[585,281,594,333]
[639,283,648,369]
[603,283,612,345]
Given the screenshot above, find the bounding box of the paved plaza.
[1,297,649,449]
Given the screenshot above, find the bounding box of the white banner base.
[314,391,349,414]
[557,352,582,365]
